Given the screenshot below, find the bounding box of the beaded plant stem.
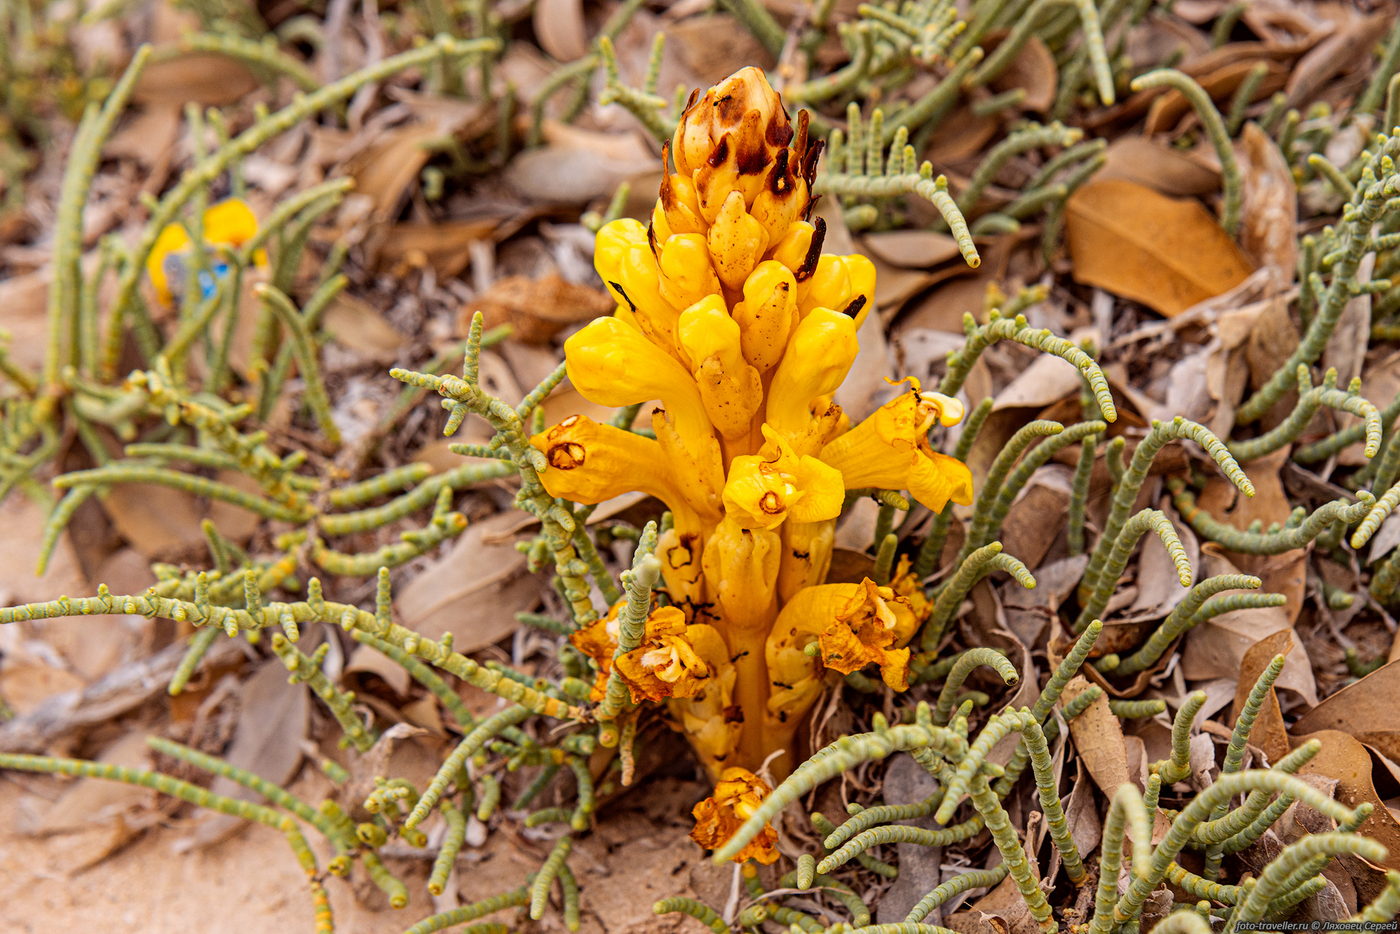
[1227,366,1381,463]
[100,36,498,381]
[0,753,321,880]
[938,311,1116,422]
[406,705,533,832]
[1082,418,1252,607]
[393,312,598,626]
[1114,773,1357,925]
[401,887,531,934]
[596,523,660,724]
[905,865,1009,924]
[654,897,729,933]
[1232,833,1388,931]
[1157,691,1208,784]
[982,420,1107,546]
[922,543,1035,652]
[351,630,475,728]
[1075,508,1193,631]
[530,835,573,920]
[1236,133,1400,425]
[272,635,375,752]
[934,708,1088,887]
[253,284,341,444]
[1089,783,1154,934]
[1130,70,1242,234]
[913,397,995,579]
[1201,655,1287,881]
[1109,574,1263,675]
[932,648,1020,725]
[957,420,1065,564]
[1171,481,1373,555]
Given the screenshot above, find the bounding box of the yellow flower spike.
[731,261,799,373]
[529,415,705,528]
[843,254,877,329]
[764,308,859,447]
[816,578,919,690]
[707,190,769,291]
[564,317,714,447]
[820,378,975,513]
[690,767,781,864]
[776,518,836,602]
[677,295,763,442]
[657,233,722,312]
[722,425,843,531]
[702,517,782,766]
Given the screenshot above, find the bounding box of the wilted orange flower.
[690,767,780,864]
[570,604,723,704]
[817,578,921,691]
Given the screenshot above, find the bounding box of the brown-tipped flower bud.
[672,67,791,179]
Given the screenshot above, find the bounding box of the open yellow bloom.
[147,198,266,305]
[570,603,726,703]
[722,425,843,530]
[820,378,974,512]
[690,767,780,864]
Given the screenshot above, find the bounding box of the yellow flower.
[563,317,714,449]
[798,253,878,327]
[529,415,708,529]
[820,378,974,513]
[776,518,835,602]
[690,767,781,864]
[722,425,843,530]
[146,198,266,305]
[701,517,781,633]
[816,578,920,690]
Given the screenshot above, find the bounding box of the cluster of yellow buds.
[531,69,973,820]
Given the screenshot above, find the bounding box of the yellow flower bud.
[672,66,788,179]
[722,425,843,530]
[677,295,763,442]
[731,261,799,373]
[769,219,822,282]
[653,170,708,241]
[707,190,769,291]
[658,234,722,311]
[749,149,809,247]
[764,308,859,443]
[798,255,852,316]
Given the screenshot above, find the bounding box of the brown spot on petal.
[841,295,868,319]
[759,491,783,514]
[797,217,826,282]
[708,135,730,169]
[548,441,586,469]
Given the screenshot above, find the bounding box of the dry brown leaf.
[506,123,656,204]
[1000,469,1071,570]
[987,34,1056,112]
[1066,179,1254,317]
[532,0,589,62]
[1096,137,1222,197]
[465,273,613,344]
[1064,676,1133,796]
[99,483,206,560]
[1295,730,1400,871]
[1292,661,1400,764]
[1237,123,1298,291]
[322,292,406,362]
[860,230,965,269]
[394,511,540,653]
[1284,13,1390,107]
[1231,629,1293,763]
[374,218,505,278]
[1144,59,1288,135]
[133,52,258,106]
